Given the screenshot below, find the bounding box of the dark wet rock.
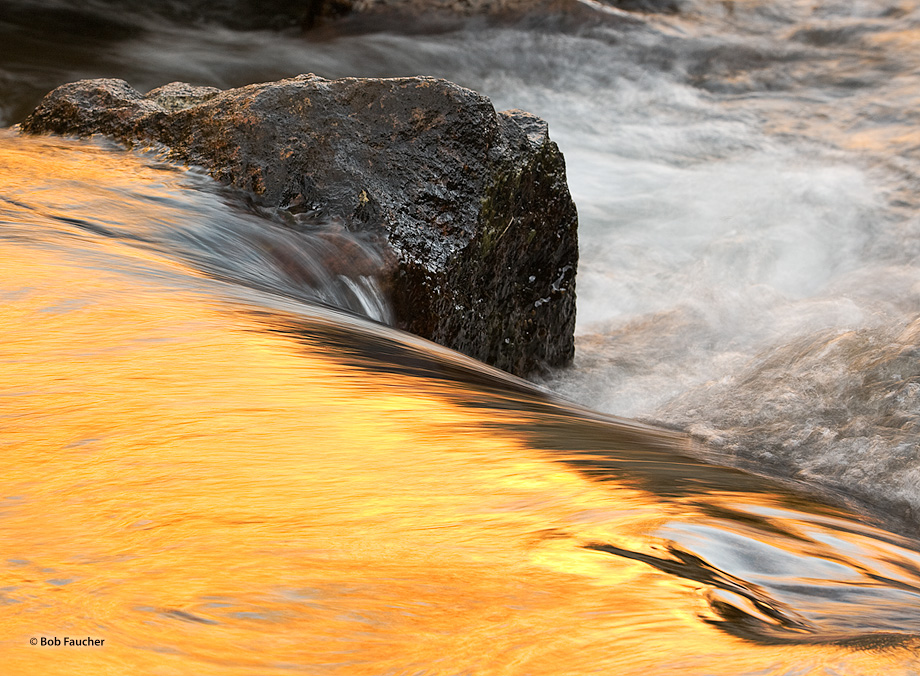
[144,82,222,112]
[21,75,578,376]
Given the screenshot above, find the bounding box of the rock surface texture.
[21,75,578,376]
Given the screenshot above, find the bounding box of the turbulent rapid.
[3,0,920,674]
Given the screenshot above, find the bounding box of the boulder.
[21,75,578,376]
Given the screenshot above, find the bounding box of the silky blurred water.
[3,0,920,673]
[3,130,920,675]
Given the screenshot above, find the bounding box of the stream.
[2,1,920,673]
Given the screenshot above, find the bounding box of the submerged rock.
[21,75,578,376]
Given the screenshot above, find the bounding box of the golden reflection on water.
[1,135,919,675]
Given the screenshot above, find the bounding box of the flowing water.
[3,1,920,673]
